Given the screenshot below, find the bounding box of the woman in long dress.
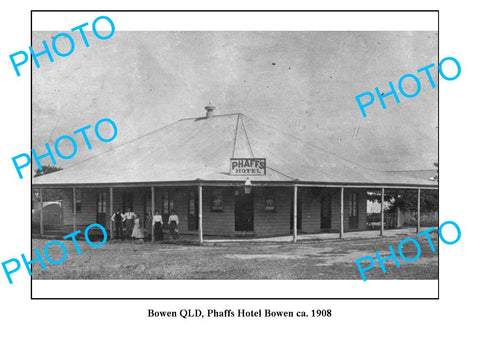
[152,210,164,241]
[131,213,144,241]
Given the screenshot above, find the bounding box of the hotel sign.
[230,158,266,176]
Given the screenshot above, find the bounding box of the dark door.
[235,191,254,232]
[321,194,332,230]
[96,192,107,227]
[188,189,198,231]
[144,189,152,228]
[122,192,133,212]
[348,192,359,229]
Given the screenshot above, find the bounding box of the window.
[96,192,107,225]
[188,190,198,231]
[73,188,82,213]
[97,192,107,214]
[162,191,174,215]
[189,191,196,215]
[264,189,276,212]
[211,188,223,212]
[349,192,358,217]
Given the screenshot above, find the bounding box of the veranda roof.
[32,113,438,188]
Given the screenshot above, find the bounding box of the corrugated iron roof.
[32,113,438,188]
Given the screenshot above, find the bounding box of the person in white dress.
[131,213,144,241]
[168,210,180,240]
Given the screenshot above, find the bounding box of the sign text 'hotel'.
[230,158,266,176]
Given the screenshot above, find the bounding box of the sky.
[32,30,438,172]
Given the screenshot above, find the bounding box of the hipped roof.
[32,113,438,188]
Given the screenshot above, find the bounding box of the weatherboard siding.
[62,188,106,233]
[119,187,190,233]
[53,185,368,238]
[254,187,291,237]
[301,188,322,234]
[155,188,189,233]
[202,187,235,236]
[61,187,193,234]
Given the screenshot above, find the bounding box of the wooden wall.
[202,187,235,236]
[60,187,193,235]
[62,188,105,234]
[301,188,322,233]
[111,187,190,233]
[254,187,291,237]
[331,188,368,232]
[54,185,369,238]
[153,187,189,234]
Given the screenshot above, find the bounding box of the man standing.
[111,209,125,240]
[124,208,136,240]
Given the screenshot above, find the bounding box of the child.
[131,213,144,241]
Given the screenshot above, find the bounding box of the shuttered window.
[349,193,358,217]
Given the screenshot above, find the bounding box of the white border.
[32,11,438,31]
[33,279,438,299]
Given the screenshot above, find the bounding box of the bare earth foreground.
[31,228,439,280]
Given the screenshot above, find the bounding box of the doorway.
[122,191,133,212]
[320,194,332,231]
[235,190,254,232]
[348,192,359,229]
[143,189,152,230]
[161,190,175,224]
[96,191,107,227]
[188,189,198,231]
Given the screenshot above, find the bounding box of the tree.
[367,189,438,214]
[33,165,63,177]
[432,162,439,182]
[367,162,439,213]
[32,165,65,203]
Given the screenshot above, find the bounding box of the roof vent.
[205,102,215,118]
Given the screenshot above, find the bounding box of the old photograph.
[31,24,438,283]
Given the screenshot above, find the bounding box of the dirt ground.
[31,229,439,280]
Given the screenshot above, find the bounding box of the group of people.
[111,208,180,242]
